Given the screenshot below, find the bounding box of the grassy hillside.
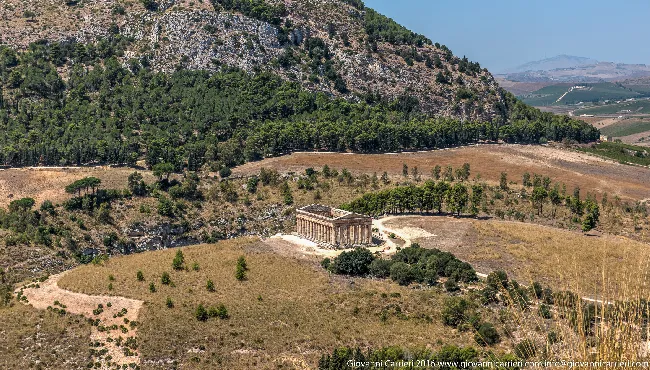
[57,238,483,368]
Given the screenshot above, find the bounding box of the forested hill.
[0,0,598,169]
[3,0,501,120]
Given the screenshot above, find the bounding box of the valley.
[1,0,650,369]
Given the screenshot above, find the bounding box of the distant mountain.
[498,55,650,84]
[502,55,598,74]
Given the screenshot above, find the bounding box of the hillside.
[0,0,503,121]
[0,0,600,170]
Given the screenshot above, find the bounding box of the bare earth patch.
[18,271,144,368]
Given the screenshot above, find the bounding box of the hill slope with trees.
[0,0,598,169]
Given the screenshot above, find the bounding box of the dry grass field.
[233,144,650,201]
[0,303,91,369]
[58,237,484,369]
[0,166,156,208]
[383,216,650,300]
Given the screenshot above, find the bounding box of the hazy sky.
[363,0,650,72]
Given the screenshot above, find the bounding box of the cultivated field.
[57,237,481,369]
[0,166,156,208]
[382,216,650,300]
[234,144,650,201]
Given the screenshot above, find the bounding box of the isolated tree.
[531,186,548,215]
[172,250,185,270]
[582,198,600,232]
[499,172,508,190]
[548,184,562,217]
[280,181,293,205]
[235,256,248,281]
[247,176,259,193]
[8,197,35,212]
[402,163,408,177]
[522,172,531,187]
[206,279,215,292]
[128,172,148,196]
[153,162,174,181]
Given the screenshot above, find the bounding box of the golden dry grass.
[0,303,91,369]
[385,216,650,300]
[58,237,483,369]
[0,167,156,208]
[233,144,650,201]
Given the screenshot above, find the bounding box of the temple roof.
[297,204,370,220]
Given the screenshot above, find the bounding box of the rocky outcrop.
[0,0,507,121]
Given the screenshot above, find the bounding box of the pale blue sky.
[364,0,650,72]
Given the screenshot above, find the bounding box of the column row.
[297,217,335,244]
[333,223,373,245]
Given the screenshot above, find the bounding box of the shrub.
[206,280,215,292]
[137,271,144,281]
[166,297,174,308]
[320,258,331,270]
[208,304,229,319]
[161,272,171,285]
[475,322,500,346]
[538,304,552,319]
[547,331,560,344]
[195,304,208,321]
[191,262,200,271]
[369,259,392,278]
[157,197,174,217]
[442,297,472,328]
[444,279,460,292]
[331,248,375,276]
[172,250,185,270]
[389,262,415,286]
[486,270,509,290]
[219,167,232,179]
[149,282,156,293]
[235,256,248,281]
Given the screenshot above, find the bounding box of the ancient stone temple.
[296,204,373,247]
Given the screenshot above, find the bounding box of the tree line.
[0,39,598,170]
[342,168,601,232]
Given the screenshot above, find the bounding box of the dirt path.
[17,271,144,369]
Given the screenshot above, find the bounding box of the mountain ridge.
[501,54,598,74]
[0,0,506,121]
